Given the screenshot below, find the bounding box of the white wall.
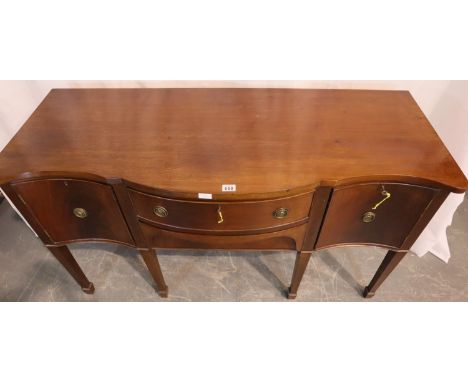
[0,80,467,261]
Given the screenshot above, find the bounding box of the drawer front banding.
[128,189,314,234]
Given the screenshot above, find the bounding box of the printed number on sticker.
[222,184,236,192]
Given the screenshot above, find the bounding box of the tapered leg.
[139,249,168,298]
[288,251,312,299]
[363,250,407,298]
[48,245,95,294]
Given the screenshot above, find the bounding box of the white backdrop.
[0,80,467,262]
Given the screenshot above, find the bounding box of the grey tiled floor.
[1,193,467,301]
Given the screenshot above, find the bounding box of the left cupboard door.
[12,179,134,246]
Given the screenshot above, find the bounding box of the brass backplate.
[73,207,88,219]
[273,207,288,219]
[153,206,168,218]
[362,211,376,223]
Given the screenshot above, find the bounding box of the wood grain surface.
[0,88,466,196]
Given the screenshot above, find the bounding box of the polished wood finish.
[2,182,54,245]
[139,221,308,251]
[0,89,466,195]
[286,187,332,299]
[138,249,168,297]
[0,89,466,299]
[109,179,149,248]
[363,189,450,297]
[129,189,313,233]
[398,189,450,251]
[12,178,134,246]
[288,251,312,299]
[301,187,333,251]
[316,183,436,250]
[363,251,406,298]
[47,245,95,294]
[110,180,168,297]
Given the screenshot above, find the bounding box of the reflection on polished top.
[0,88,466,195]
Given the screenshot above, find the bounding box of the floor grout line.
[16,254,50,302]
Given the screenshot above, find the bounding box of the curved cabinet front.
[12,178,134,246]
[129,189,313,234]
[315,182,437,250]
[9,178,440,252]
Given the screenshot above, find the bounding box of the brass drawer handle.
[217,205,224,224]
[73,208,88,219]
[362,211,376,223]
[273,207,288,219]
[153,206,168,218]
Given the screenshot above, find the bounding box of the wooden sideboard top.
[0,88,466,195]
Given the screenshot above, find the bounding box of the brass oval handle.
[73,207,88,219]
[273,207,288,219]
[153,206,168,218]
[362,211,376,223]
[217,205,224,224]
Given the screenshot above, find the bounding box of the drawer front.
[316,183,437,250]
[129,190,313,233]
[13,179,134,245]
[139,221,308,251]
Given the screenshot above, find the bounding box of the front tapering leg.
[363,250,407,298]
[139,249,168,298]
[48,245,95,294]
[288,251,312,299]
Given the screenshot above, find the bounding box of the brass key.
[217,205,224,224]
[372,186,391,210]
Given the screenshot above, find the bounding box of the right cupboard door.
[315,183,437,250]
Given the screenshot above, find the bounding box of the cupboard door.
[316,183,436,250]
[13,179,134,245]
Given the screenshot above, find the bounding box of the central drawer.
[128,189,313,234]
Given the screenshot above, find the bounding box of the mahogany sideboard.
[0,89,466,299]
